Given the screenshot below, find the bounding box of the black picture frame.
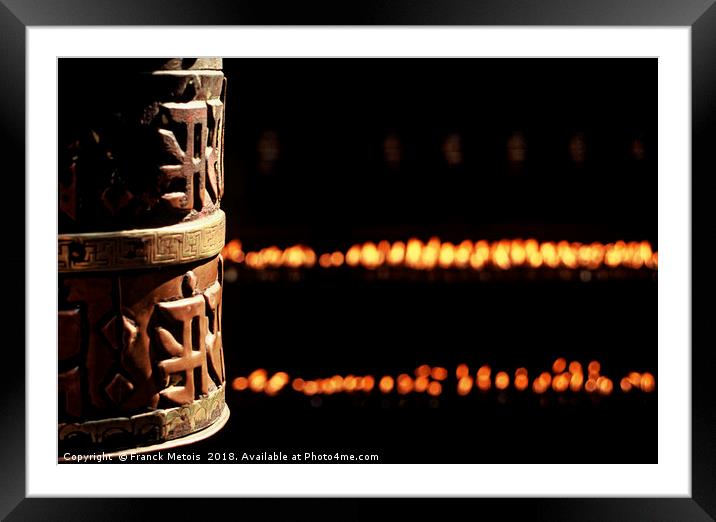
[2,1,713,519]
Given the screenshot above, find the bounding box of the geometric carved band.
[58,210,225,272]
[59,384,227,451]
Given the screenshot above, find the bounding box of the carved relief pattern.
[58,60,228,452]
[204,278,225,384]
[58,210,225,271]
[58,308,83,418]
[59,385,226,448]
[156,295,211,405]
[59,69,225,233]
[58,257,226,426]
[157,98,225,212]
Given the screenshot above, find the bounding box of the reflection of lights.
[443,133,463,166]
[383,133,402,167]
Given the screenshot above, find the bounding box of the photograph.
[0,7,708,517]
[58,57,658,464]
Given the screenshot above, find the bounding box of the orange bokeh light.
[540,372,552,387]
[532,377,548,394]
[514,374,529,391]
[552,358,567,374]
[640,372,656,392]
[379,376,394,393]
[627,372,642,387]
[431,367,448,381]
[456,363,470,379]
[552,373,570,392]
[587,361,601,375]
[597,377,613,396]
[415,376,429,392]
[495,371,510,390]
[427,381,442,396]
[620,377,632,392]
[248,369,267,392]
[397,374,414,394]
[457,376,474,396]
[232,377,248,391]
[585,378,597,393]
[477,375,491,391]
[415,364,431,378]
[304,381,319,396]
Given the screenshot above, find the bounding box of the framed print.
[2,0,714,520]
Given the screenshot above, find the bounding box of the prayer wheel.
[58,58,229,455]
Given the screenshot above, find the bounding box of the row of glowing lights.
[222,238,657,271]
[231,359,656,398]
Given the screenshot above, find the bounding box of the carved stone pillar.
[58,58,229,454]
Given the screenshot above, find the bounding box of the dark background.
[188,58,658,463]
[224,58,656,248]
